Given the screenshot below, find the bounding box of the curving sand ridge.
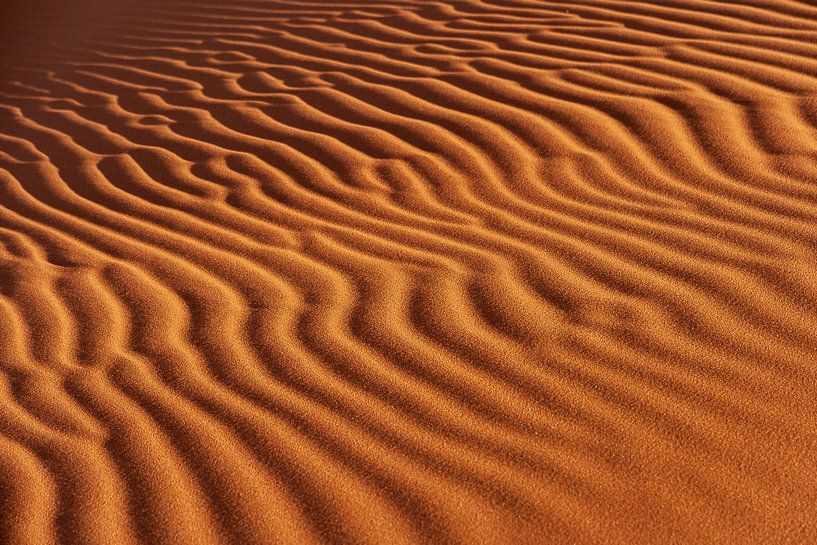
[1,0,817,543]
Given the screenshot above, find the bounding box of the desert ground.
[1,0,817,544]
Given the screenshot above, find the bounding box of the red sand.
[1,1,816,544]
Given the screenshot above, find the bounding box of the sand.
[1,0,816,543]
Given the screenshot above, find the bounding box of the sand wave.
[2,1,817,544]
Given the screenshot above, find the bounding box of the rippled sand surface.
[1,1,817,543]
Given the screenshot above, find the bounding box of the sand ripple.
[2,1,817,544]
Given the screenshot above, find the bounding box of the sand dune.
[1,0,817,543]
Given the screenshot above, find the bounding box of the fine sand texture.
[2,1,817,544]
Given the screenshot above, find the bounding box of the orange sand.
[1,1,817,544]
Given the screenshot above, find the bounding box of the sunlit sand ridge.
[1,1,817,544]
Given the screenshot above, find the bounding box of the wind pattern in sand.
[1,1,817,544]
